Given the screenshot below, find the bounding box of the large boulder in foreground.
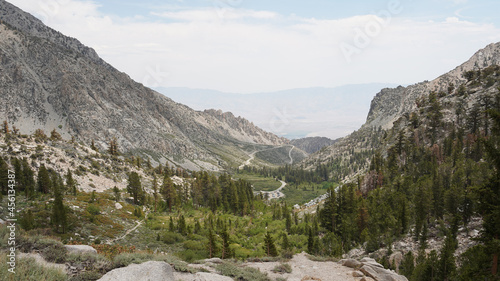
[98,261,174,281]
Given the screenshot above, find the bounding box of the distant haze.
[157,84,397,139]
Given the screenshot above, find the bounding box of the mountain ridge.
[0,0,288,171]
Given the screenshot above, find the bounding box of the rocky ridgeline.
[0,1,286,171]
[366,42,500,130]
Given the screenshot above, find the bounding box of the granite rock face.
[0,0,287,170]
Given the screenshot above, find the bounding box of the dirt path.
[259,179,286,200]
[106,209,149,244]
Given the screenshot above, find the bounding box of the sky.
[7,0,500,94]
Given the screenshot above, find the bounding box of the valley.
[0,1,500,281]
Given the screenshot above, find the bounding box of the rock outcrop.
[97,261,174,281]
[342,258,409,281]
[64,245,98,255]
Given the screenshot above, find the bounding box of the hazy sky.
[9,0,500,93]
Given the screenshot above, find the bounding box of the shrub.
[217,262,271,281]
[272,263,292,274]
[0,256,67,281]
[161,231,185,244]
[69,271,103,281]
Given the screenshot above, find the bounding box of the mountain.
[290,136,337,154]
[156,84,398,140]
[302,41,500,177]
[0,0,288,171]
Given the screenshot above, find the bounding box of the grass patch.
[0,255,67,281]
[281,183,330,206]
[236,173,282,191]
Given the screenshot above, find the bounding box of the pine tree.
[263,232,278,257]
[127,172,143,205]
[307,228,315,254]
[51,175,67,233]
[400,251,415,278]
[169,217,175,232]
[65,169,77,195]
[281,232,290,251]
[221,228,231,259]
[37,165,51,194]
[152,174,158,212]
[479,106,500,276]
[207,228,218,258]
[177,214,186,235]
[22,159,35,198]
[0,156,9,196]
[113,186,121,202]
[285,212,292,233]
[161,174,176,212]
[108,137,118,155]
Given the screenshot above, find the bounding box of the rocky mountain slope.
[290,136,337,154]
[303,41,500,173]
[0,0,287,171]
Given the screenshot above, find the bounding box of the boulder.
[360,264,408,281]
[115,203,123,210]
[352,270,365,277]
[98,261,174,281]
[360,257,384,268]
[342,259,362,268]
[65,245,97,254]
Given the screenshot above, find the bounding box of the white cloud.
[6,0,500,93]
[152,8,277,22]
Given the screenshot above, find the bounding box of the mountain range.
[0,0,294,171]
[156,84,397,140]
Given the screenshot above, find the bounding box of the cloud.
[152,8,278,22]
[6,0,500,94]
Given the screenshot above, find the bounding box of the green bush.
[272,263,292,274]
[176,249,206,263]
[217,262,271,281]
[41,243,68,263]
[183,240,206,251]
[161,231,185,244]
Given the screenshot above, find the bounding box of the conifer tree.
[51,175,67,233]
[161,174,176,212]
[37,165,51,194]
[221,228,231,259]
[479,106,500,276]
[207,228,218,258]
[281,232,290,251]
[152,174,158,212]
[65,169,77,195]
[177,214,186,235]
[127,172,143,205]
[22,159,35,198]
[263,232,278,257]
[0,156,8,197]
[113,186,121,202]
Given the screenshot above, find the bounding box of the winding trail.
[106,209,149,244]
[259,179,286,200]
[288,145,294,164]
